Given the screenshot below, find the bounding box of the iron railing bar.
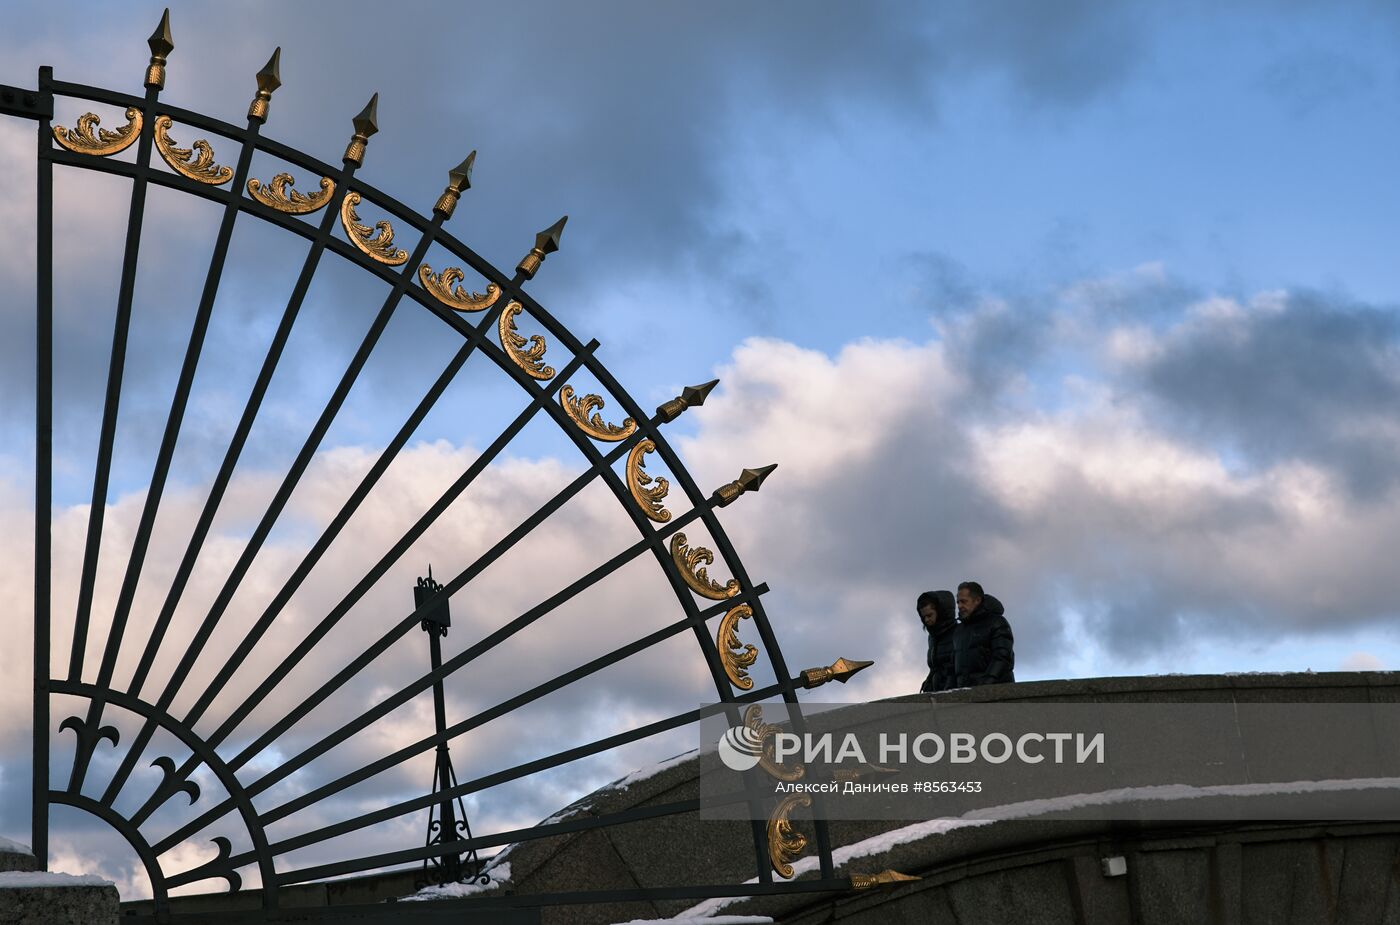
[102,155,361,813]
[231,470,721,780]
[260,583,769,826]
[32,65,54,868]
[149,211,445,718]
[228,685,794,861]
[140,347,596,845]
[126,218,447,828]
[228,792,746,881]
[73,107,265,801]
[149,667,790,860]
[65,78,160,688]
[199,341,592,741]
[181,329,483,731]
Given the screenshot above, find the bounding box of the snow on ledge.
[0,871,113,889]
[0,836,31,855]
[676,776,1400,919]
[611,917,774,924]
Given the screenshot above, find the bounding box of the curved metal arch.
[45,77,773,705]
[48,792,167,910]
[27,48,837,911]
[49,682,279,915]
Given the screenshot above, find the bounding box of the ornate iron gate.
[2,12,873,920]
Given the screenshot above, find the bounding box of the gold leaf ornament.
[768,793,811,879]
[626,439,670,522]
[670,533,739,600]
[560,385,637,441]
[52,108,143,156]
[498,301,555,379]
[419,265,502,312]
[246,173,334,214]
[341,191,408,265]
[718,604,758,690]
[153,115,234,185]
[744,704,804,782]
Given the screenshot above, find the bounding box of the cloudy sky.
[2,0,1400,902]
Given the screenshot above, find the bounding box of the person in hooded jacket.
[917,590,958,693]
[952,581,1015,686]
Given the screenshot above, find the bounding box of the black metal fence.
[1,12,869,920]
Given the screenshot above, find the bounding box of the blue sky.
[2,0,1400,899]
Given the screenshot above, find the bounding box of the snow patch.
[402,862,511,901]
[0,871,112,888]
[611,917,773,924]
[600,750,698,793]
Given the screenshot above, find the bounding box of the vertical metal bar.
[74,111,264,799]
[32,64,54,870]
[105,164,361,810]
[67,78,160,687]
[97,117,262,693]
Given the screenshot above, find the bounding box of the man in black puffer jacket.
[952,581,1015,687]
[917,590,958,693]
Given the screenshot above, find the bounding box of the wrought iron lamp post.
[415,567,487,887]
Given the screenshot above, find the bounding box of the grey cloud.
[1133,290,1400,497]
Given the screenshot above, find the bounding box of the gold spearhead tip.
[434,151,476,217]
[517,215,568,279]
[145,8,173,89]
[850,870,920,891]
[449,152,476,191]
[256,48,282,93]
[248,47,282,122]
[353,93,380,138]
[737,464,777,493]
[712,463,777,507]
[344,93,379,166]
[799,656,874,689]
[656,378,720,423]
[537,215,567,254]
[148,9,174,57]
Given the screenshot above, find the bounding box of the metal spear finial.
[247,48,282,123]
[656,378,719,423]
[798,657,874,689]
[517,215,567,279]
[712,463,777,507]
[344,93,379,166]
[145,9,173,89]
[434,151,476,218]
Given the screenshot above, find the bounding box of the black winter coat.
[919,590,958,693]
[952,594,1015,687]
